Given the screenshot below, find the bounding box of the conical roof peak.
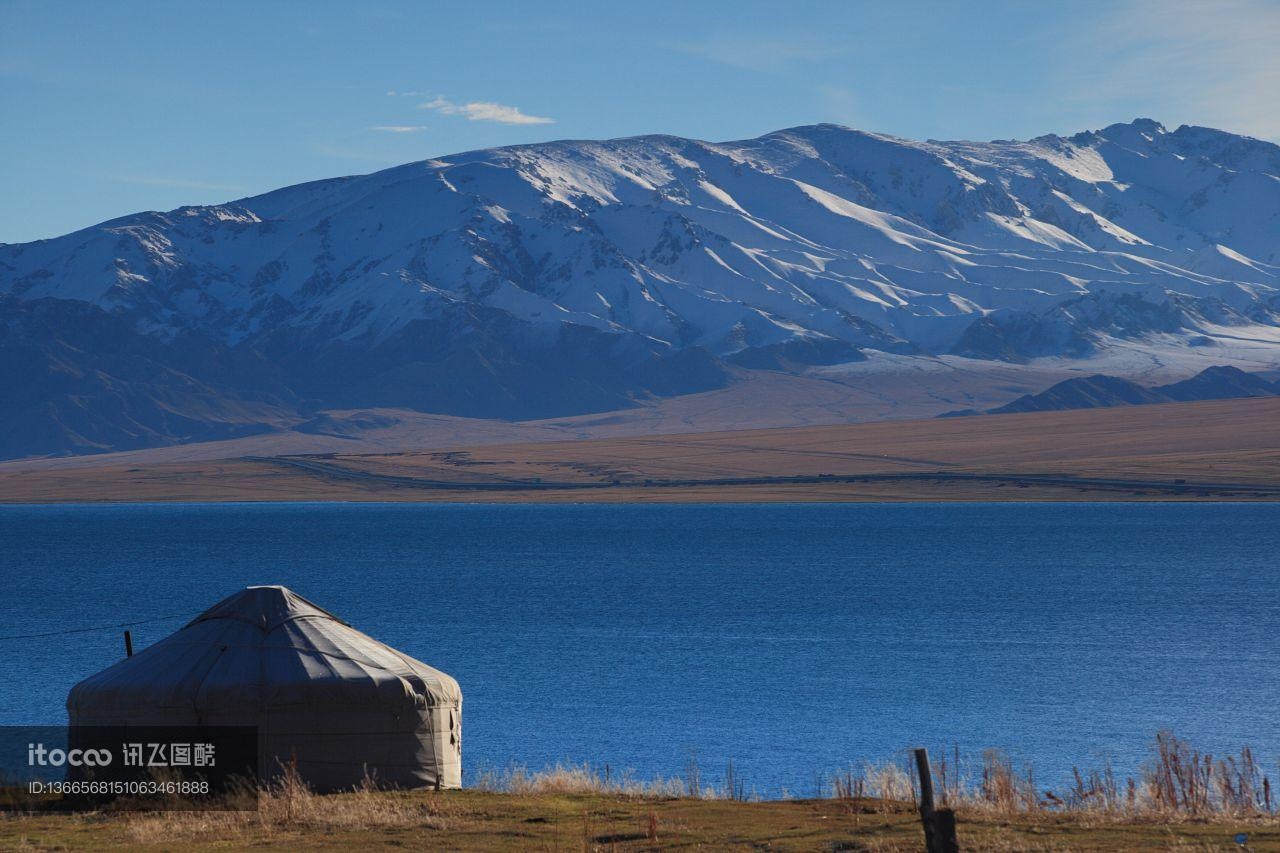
[186,584,346,633]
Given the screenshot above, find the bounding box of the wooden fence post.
[913,748,959,853]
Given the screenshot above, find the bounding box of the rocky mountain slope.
[3,119,1279,458]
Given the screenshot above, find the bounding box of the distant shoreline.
[2,482,1278,506]
[3,397,1278,504]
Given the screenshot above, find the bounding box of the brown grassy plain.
[1,397,1277,503]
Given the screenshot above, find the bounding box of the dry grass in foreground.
[3,733,1277,851]
[5,788,1275,851]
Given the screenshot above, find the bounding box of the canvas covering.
[67,585,462,791]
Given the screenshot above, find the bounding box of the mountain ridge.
[3,118,1280,458]
[980,365,1280,415]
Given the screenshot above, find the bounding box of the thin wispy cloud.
[313,143,412,165]
[668,36,846,72]
[369,125,426,133]
[1055,0,1280,140]
[818,85,860,128]
[418,96,554,125]
[105,174,245,192]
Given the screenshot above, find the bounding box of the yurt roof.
[68,585,460,718]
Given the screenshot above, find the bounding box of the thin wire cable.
[0,613,185,641]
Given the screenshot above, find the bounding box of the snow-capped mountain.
[3,119,1279,457]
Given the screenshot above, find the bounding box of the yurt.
[67,585,461,791]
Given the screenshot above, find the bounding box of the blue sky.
[2,0,1278,243]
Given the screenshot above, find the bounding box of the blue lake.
[0,502,1276,796]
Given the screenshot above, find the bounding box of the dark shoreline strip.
[244,456,1280,496]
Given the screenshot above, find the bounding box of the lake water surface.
[1,502,1276,796]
